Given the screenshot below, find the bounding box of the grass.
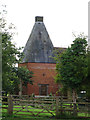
[2,115,53,120]
[2,104,55,118]
[2,113,90,120]
[2,104,90,119]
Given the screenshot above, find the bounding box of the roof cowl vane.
[35,16,43,22]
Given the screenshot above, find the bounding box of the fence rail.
[2,95,90,117]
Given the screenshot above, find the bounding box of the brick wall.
[19,63,59,95]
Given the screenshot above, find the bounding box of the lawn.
[2,104,90,119]
[2,114,90,120]
[2,115,54,120]
[2,104,55,117]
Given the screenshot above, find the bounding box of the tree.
[81,48,90,100]
[1,6,33,94]
[55,35,88,102]
[13,67,33,95]
[2,28,34,95]
[2,31,23,94]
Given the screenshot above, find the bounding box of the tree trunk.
[19,79,22,96]
[8,95,13,115]
[67,88,72,101]
[72,89,77,116]
[56,97,59,117]
[72,89,76,103]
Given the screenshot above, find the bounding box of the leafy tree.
[2,31,23,94]
[81,48,90,100]
[55,35,88,102]
[13,67,33,95]
[1,6,33,94]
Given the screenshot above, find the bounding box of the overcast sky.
[1,0,89,48]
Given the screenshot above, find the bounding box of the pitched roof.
[22,17,67,63]
[23,16,55,63]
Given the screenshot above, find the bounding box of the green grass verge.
[2,104,90,119]
[2,105,55,118]
[2,113,90,120]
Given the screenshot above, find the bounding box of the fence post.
[56,96,59,116]
[8,95,13,115]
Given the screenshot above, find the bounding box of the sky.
[1,0,89,48]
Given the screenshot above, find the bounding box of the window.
[38,84,49,96]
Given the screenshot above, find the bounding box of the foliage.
[81,48,90,99]
[14,66,33,87]
[2,31,23,94]
[1,7,33,94]
[55,35,88,93]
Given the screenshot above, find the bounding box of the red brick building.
[19,63,58,95]
[20,16,66,96]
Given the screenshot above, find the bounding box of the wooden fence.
[2,95,90,117]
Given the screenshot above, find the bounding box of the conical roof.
[23,16,55,63]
